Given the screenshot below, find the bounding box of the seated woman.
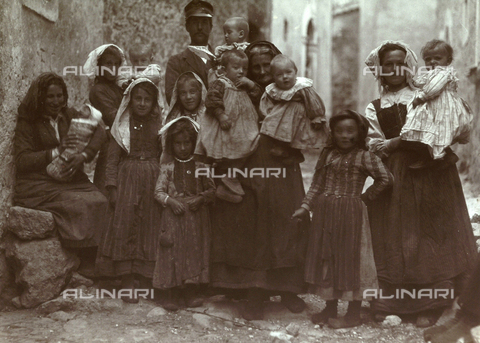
[14,72,108,277]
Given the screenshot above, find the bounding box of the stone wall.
[332,9,360,115]
[102,0,260,101]
[435,0,480,191]
[0,0,104,306]
[0,0,104,234]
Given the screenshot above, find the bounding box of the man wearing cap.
[165,0,215,104]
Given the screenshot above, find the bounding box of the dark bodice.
[128,114,161,160]
[371,99,407,139]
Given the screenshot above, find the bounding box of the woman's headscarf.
[18,72,68,120]
[244,41,282,86]
[110,78,164,153]
[83,44,127,80]
[164,71,207,125]
[364,40,418,94]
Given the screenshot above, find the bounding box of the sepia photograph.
[0,0,479,342]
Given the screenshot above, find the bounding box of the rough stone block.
[7,206,55,240]
[5,235,79,308]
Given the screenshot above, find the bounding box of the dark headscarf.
[18,72,68,121]
[329,109,370,151]
[244,41,281,86]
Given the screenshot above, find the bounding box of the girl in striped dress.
[95,78,163,303]
[292,110,393,328]
[400,39,472,169]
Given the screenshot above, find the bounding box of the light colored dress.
[259,77,328,150]
[400,66,472,159]
[196,76,261,160]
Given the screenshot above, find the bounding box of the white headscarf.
[83,44,127,80]
[158,116,200,164]
[164,71,207,125]
[364,40,418,94]
[110,78,164,153]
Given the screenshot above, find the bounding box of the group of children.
[69,15,471,327]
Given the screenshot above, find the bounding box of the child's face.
[423,46,451,69]
[223,22,244,45]
[130,52,152,70]
[131,87,154,117]
[272,60,297,90]
[332,118,359,152]
[178,80,202,113]
[172,132,194,160]
[224,57,248,83]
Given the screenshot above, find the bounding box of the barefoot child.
[154,117,215,311]
[400,39,472,168]
[292,110,393,329]
[96,78,163,303]
[260,54,328,164]
[197,49,261,202]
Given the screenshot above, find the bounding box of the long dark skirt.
[210,134,308,294]
[305,195,378,301]
[14,174,107,248]
[368,148,477,314]
[153,202,210,289]
[96,159,161,278]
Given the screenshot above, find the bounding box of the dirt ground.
[1,151,479,343]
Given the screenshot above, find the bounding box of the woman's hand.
[60,135,81,153]
[108,187,117,208]
[291,208,309,221]
[59,153,86,179]
[218,114,232,130]
[167,197,186,215]
[186,196,205,212]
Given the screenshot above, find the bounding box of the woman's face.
[130,86,154,117]
[381,50,408,90]
[172,132,193,160]
[332,118,359,152]
[250,53,274,87]
[98,53,121,81]
[44,84,65,117]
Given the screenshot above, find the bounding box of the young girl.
[164,72,207,125]
[85,44,126,195]
[400,39,472,168]
[292,110,393,329]
[197,49,261,202]
[95,78,163,303]
[160,72,207,164]
[154,117,215,311]
[259,54,328,164]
